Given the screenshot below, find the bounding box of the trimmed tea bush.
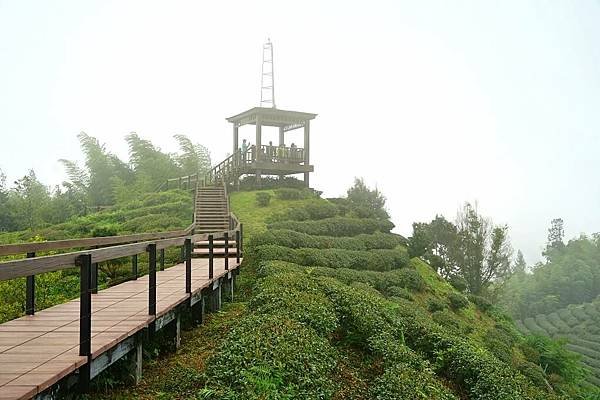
[269,200,339,222]
[428,298,447,312]
[204,314,336,399]
[268,217,394,237]
[250,229,404,251]
[370,364,459,400]
[249,284,338,335]
[275,188,305,200]
[448,293,469,311]
[255,192,272,207]
[252,245,409,271]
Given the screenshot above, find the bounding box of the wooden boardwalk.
[0,257,240,400]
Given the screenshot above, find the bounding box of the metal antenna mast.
[260,39,275,108]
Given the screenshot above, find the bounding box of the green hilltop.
[95,186,597,400]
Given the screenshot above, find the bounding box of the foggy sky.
[1,0,599,265]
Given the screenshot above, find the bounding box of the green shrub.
[90,224,119,237]
[386,286,414,301]
[274,188,305,200]
[483,325,517,364]
[249,284,338,335]
[253,245,408,271]
[250,229,404,251]
[204,314,336,399]
[428,298,447,312]
[370,364,458,400]
[432,310,473,335]
[256,260,304,277]
[255,192,272,207]
[448,293,469,311]
[468,294,493,312]
[449,276,468,292]
[268,217,394,237]
[269,200,339,222]
[382,268,426,292]
[238,175,306,191]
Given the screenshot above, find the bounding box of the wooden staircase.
[193,184,235,259]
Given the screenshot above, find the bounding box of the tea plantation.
[516,297,600,387]
[88,188,599,399]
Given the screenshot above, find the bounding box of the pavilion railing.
[158,142,307,191]
[255,144,305,164]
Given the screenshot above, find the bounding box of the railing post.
[224,232,229,271]
[78,253,92,391]
[132,254,138,280]
[179,176,182,189]
[236,230,241,264]
[148,244,157,317]
[160,248,165,271]
[240,223,244,256]
[208,234,214,280]
[26,252,35,315]
[185,238,192,294]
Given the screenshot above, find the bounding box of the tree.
[0,168,14,231]
[174,134,211,176]
[410,203,513,295]
[10,170,50,230]
[346,177,389,219]
[454,202,513,294]
[513,250,527,274]
[126,132,181,190]
[514,250,527,274]
[544,218,565,261]
[61,132,134,207]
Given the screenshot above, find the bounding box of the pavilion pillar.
[233,125,239,155]
[303,120,310,187]
[278,126,285,180]
[279,127,285,146]
[255,116,262,187]
[233,124,239,188]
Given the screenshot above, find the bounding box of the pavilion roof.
[226,107,317,131]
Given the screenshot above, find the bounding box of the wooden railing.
[256,144,305,164]
[0,215,243,368]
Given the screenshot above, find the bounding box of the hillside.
[95,187,597,400]
[516,297,600,387]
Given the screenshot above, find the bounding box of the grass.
[90,302,247,399]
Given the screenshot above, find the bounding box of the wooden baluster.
[132,254,138,280]
[26,252,35,315]
[236,230,241,264]
[224,232,229,271]
[148,244,157,317]
[185,238,192,294]
[160,248,165,271]
[208,234,214,279]
[78,253,92,391]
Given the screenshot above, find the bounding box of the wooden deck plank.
[0,256,240,399]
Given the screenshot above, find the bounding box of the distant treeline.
[0,132,210,232]
[500,226,600,319]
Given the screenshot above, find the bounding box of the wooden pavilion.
[227,107,317,187]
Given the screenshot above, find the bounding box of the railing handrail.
[0,224,195,257]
